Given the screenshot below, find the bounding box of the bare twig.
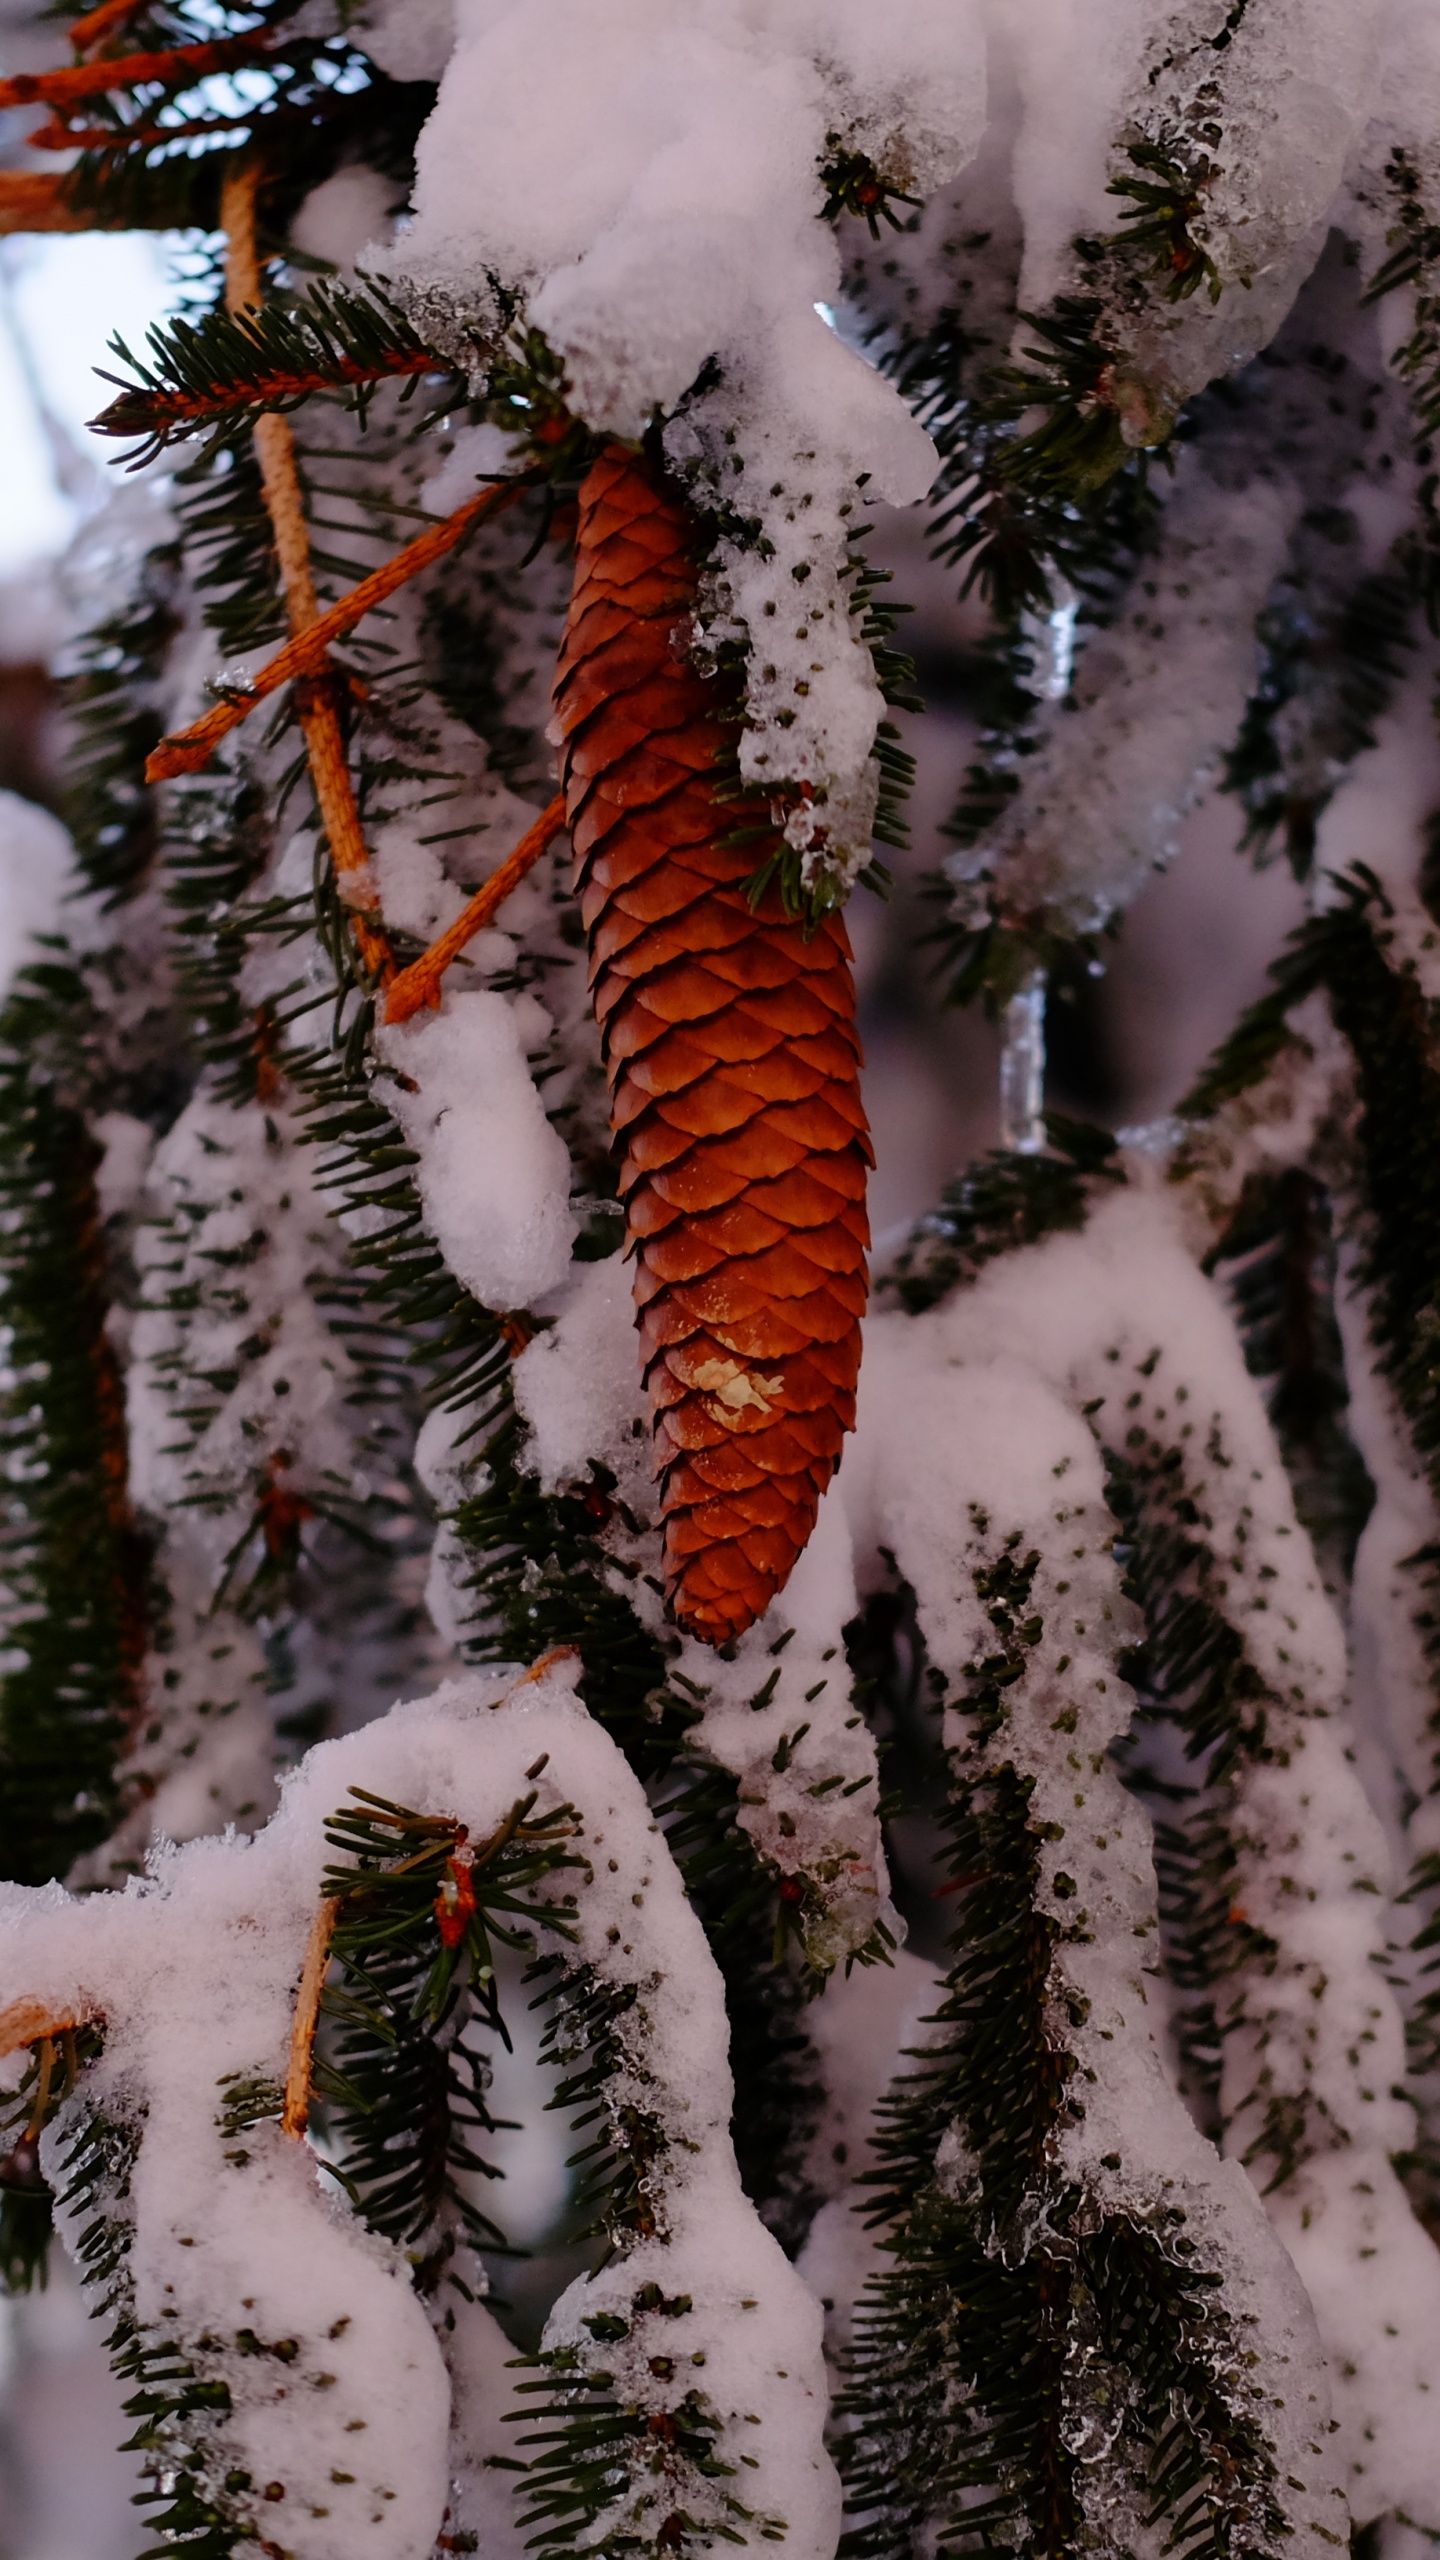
[218,159,391,983]
[384,795,568,1024]
[280,1896,336,2139]
[147,475,532,783]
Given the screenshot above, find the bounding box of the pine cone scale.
[556,443,871,1645]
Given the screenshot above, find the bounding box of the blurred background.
[0,9,1333,2543]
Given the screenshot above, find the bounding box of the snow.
[19,0,1440,2541]
[0,790,76,1003]
[378,991,579,1311]
[947,460,1296,937]
[289,168,400,271]
[384,0,985,888]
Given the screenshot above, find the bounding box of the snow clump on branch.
[381,0,987,889]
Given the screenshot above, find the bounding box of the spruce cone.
[552,444,872,1646]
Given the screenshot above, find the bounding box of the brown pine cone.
[552,443,872,1647]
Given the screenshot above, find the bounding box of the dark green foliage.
[1362,153,1440,631]
[300,1033,516,1424]
[451,1459,831,2244]
[55,2095,245,2560]
[880,1117,1124,1316]
[316,1785,583,2265]
[1221,564,1415,877]
[158,764,290,1099]
[173,431,292,660]
[1106,135,1220,303]
[891,290,1164,621]
[59,10,419,243]
[529,1955,670,2248]
[820,144,920,239]
[852,542,921,870]
[841,1739,1284,2560]
[512,2300,767,2560]
[1104,1430,1277,2146]
[1206,1168,1374,1577]
[1182,869,1440,1490]
[62,544,182,903]
[0,1036,149,1884]
[453,1458,674,1761]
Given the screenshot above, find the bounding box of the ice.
[948,458,1296,937]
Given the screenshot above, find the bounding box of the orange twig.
[384,795,567,1025]
[512,1645,580,1690]
[0,31,270,110]
[0,1996,100,2063]
[281,1896,335,2139]
[69,0,161,52]
[147,475,531,783]
[219,160,391,982]
[0,170,99,233]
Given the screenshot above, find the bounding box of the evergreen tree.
[5,4,1440,2556]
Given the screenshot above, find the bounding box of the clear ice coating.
[999,969,1047,1154]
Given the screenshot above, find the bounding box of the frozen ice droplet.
[999,969,1046,1155]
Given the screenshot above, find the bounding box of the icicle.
[998,966,1047,1153]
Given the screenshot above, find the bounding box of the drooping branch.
[147,473,533,780]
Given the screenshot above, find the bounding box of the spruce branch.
[314,1771,584,2257]
[147,472,535,778]
[91,280,453,465]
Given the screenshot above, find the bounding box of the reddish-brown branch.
[147,473,530,783]
[92,341,438,435]
[0,31,270,110]
[384,795,567,1025]
[280,1896,335,2138]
